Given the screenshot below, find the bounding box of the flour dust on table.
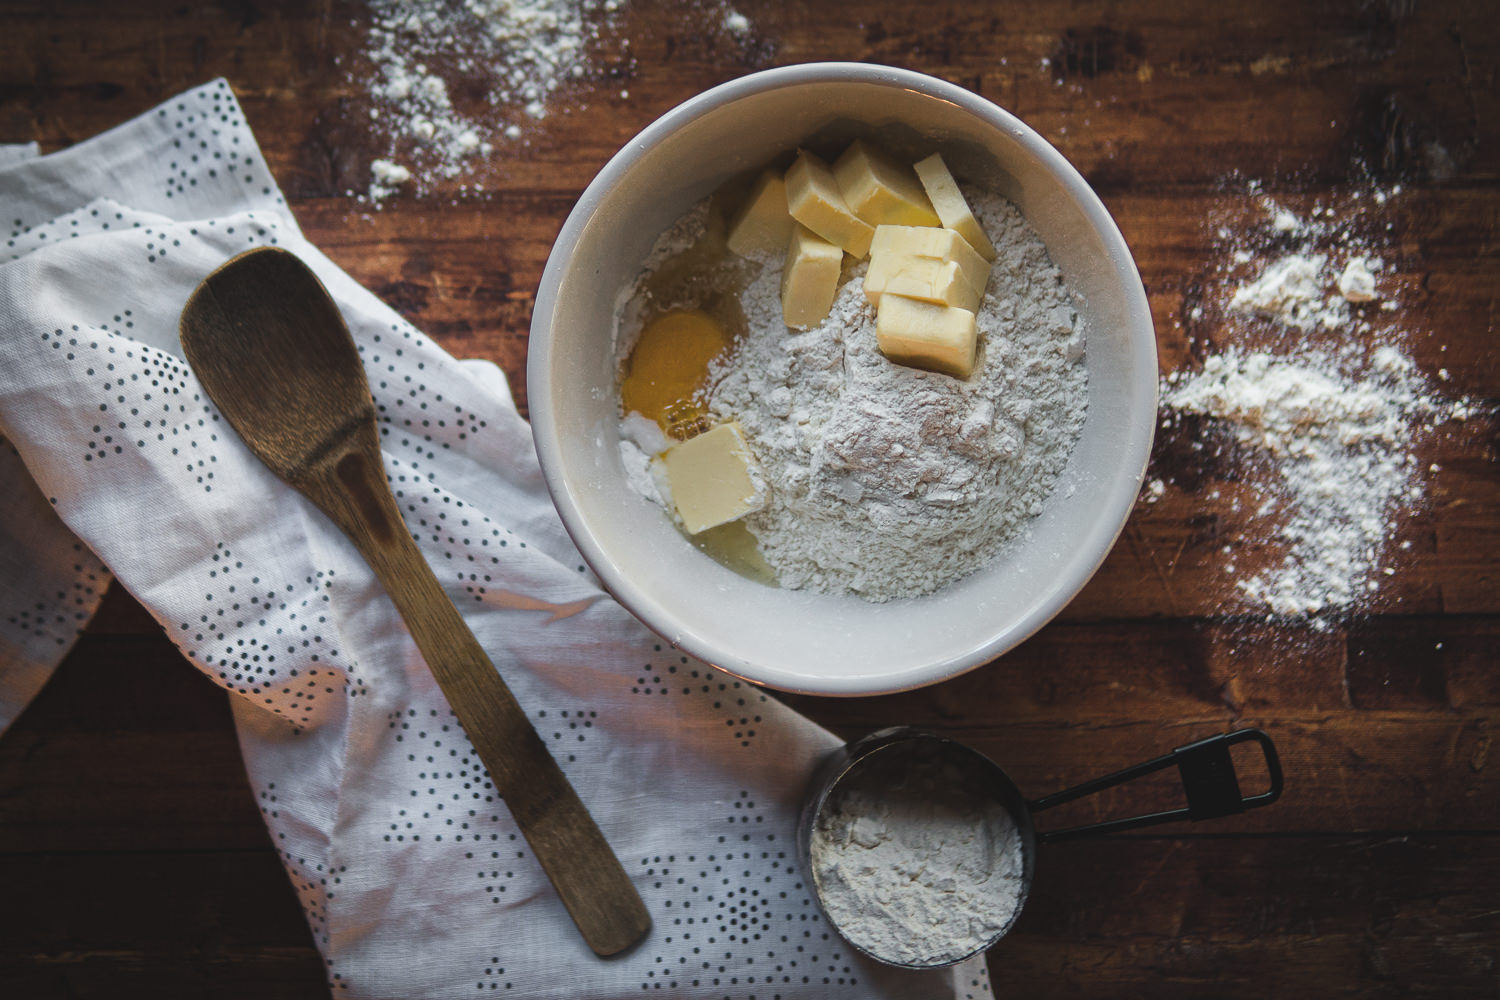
[1152,182,1487,624]
[0,81,991,999]
[354,0,763,203]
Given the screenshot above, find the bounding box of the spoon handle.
[301,438,652,957]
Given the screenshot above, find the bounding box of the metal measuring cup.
[797,726,1283,969]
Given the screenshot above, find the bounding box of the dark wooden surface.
[2,0,1498,997]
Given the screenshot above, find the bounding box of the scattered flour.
[355,0,624,200]
[1164,345,1442,616]
[368,157,412,200]
[810,739,1025,967]
[618,187,1088,602]
[1337,257,1380,303]
[355,1,759,202]
[1227,252,1351,330]
[1160,188,1481,620]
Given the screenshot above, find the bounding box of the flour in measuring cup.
[809,741,1025,967]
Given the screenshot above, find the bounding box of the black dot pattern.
[41,326,219,482]
[0,445,106,650]
[0,438,110,730]
[636,646,769,749]
[3,79,283,252]
[257,780,343,973]
[386,705,507,848]
[151,80,283,211]
[636,801,856,994]
[0,540,103,645]
[0,79,994,999]
[179,557,367,731]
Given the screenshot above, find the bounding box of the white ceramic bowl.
[529,63,1156,696]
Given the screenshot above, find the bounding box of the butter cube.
[784,150,875,258]
[725,169,795,257]
[781,224,843,329]
[867,225,990,302]
[832,139,942,228]
[865,257,981,312]
[912,153,997,261]
[875,294,978,379]
[658,422,769,534]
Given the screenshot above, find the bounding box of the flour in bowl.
[618,180,1087,601]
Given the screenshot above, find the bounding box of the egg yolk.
[620,309,732,429]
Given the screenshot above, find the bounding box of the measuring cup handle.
[1029,728,1283,844]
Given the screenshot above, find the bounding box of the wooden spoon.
[179,246,651,957]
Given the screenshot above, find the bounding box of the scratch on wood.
[1168,534,1189,574]
[1124,841,1184,935]
[1124,520,1183,615]
[1447,22,1480,140]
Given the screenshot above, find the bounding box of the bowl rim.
[529,62,1156,695]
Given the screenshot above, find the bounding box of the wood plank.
[0,851,324,1000]
[0,728,269,850]
[772,715,1500,835]
[1068,440,1500,620]
[1,837,1494,999]
[0,633,268,851]
[999,836,1500,999]
[787,616,1500,721]
[3,622,1496,850]
[0,1,1493,194]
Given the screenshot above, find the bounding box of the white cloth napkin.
[0,80,993,999]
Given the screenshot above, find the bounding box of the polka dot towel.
[0,81,992,1000]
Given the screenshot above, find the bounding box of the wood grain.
[0,0,1496,995]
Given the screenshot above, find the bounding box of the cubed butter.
[784,150,875,258]
[912,153,998,261]
[867,224,990,301]
[657,422,769,534]
[781,224,843,329]
[832,138,942,228]
[725,169,795,257]
[875,294,978,379]
[864,256,981,312]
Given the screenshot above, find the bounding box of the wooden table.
[2,1,1496,996]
